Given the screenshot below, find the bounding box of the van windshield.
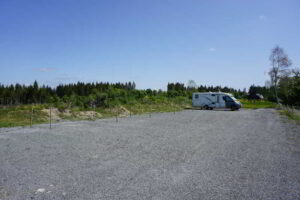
[229,95,237,101]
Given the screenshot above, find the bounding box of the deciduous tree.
[268,46,292,103]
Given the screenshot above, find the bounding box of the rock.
[36,188,45,193]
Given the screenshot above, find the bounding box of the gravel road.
[0,109,299,200]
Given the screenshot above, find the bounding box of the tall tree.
[291,68,300,78]
[268,46,292,103]
[187,80,197,90]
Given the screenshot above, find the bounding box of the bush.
[57,103,68,112]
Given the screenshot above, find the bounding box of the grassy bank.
[0,97,191,128]
[240,99,277,109]
[238,99,300,123]
[0,105,49,128]
[279,106,300,123]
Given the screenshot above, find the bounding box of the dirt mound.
[41,108,61,122]
[62,109,72,117]
[111,106,130,117]
[42,109,102,121]
[77,111,102,119]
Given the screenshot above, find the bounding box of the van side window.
[223,96,232,102]
[195,94,199,99]
[223,96,228,102]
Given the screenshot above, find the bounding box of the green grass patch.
[0,97,192,128]
[240,99,277,109]
[279,109,300,123]
[0,105,48,127]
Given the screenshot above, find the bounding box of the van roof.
[193,92,232,95]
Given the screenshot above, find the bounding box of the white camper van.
[192,92,241,110]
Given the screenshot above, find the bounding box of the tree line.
[0,80,247,108]
[1,78,299,108]
[166,82,246,98]
[0,81,138,107]
[248,72,300,106]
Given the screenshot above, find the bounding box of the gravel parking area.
[0,109,299,200]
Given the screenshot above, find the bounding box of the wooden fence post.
[30,105,33,128]
[93,104,96,120]
[173,103,175,114]
[50,106,52,129]
[116,106,118,122]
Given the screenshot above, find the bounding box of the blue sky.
[0,0,299,90]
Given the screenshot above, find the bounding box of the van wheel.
[231,106,235,111]
[204,105,209,110]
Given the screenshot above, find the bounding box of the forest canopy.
[0,79,299,108]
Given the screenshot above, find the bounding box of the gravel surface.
[0,109,299,200]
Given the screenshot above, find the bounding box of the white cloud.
[209,47,215,52]
[259,15,267,21]
[34,67,57,72]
